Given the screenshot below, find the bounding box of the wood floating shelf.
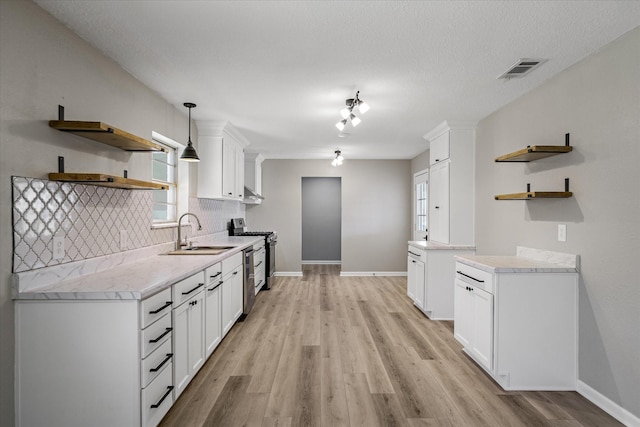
[495,133,572,162]
[495,178,572,200]
[49,120,165,152]
[49,173,167,190]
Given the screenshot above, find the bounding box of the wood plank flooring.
[159,264,622,427]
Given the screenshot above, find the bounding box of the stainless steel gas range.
[229,218,277,290]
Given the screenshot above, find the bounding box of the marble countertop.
[408,240,476,251]
[13,235,263,301]
[455,246,579,274]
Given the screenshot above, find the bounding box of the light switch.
[53,234,65,259]
[558,224,567,242]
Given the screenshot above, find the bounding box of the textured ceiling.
[34,1,640,160]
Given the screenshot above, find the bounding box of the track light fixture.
[331,150,344,167]
[336,91,369,131]
[180,102,200,162]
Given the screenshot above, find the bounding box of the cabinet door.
[429,131,450,165]
[230,266,244,322]
[172,300,190,398]
[221,266,243,337]
[429,161,450,244]
[188,291,205,375]
[205,281,222,358]
[235,144,245,199]
[196,136,224,199]
[222,138,237,198]
[471,287,493,371]
[454,278,473,348]
[407,256,416,300]
[412,259,426,310]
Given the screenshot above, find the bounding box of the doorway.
[301,177,341,265]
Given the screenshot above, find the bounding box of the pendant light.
[180,102,200,162]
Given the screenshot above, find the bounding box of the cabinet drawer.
[141,312,172,358]
[222,252,243,275]
[172,271,205,307]
[254,249,266,270]
[141,338,173,388]
[206,263,222,285]
[141,361,173,427]
[455,262,494,294]
[430,131,450,165]
[141,288,173,328]
[253,241,265,252]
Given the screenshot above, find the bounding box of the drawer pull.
[255,261,263,267]
[457,271,484,283]
[150,353,173,372]
[209,272,222,279]
[150,386,174,409]
[149,328,172,344]
[181,283,204,295]
[408,251,420,257]
[233,271,239,275]
[208,282,222,292]
[148,301,172,315]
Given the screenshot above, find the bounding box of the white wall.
[246,159,411,274]
[0,2,198,424]
[475,27,640,419]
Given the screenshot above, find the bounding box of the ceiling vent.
[497,58,547,80]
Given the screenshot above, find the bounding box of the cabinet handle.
[457,271,484,283]
[228,192,233,195]
[181,283,204,295]
[150,353,173,372]
[149,328,172,343]
[150,386,174,409]
[189,299,199,306]
[412,260,416,263]
[208,282,222,292]
[465,286,474,292]
[233,271,238,275]
[255,261,263,267]
[149,301,172,315]
[209,272,222,279]
[408,251,420,257]
[435,159,440,162]
[435,206,440,209]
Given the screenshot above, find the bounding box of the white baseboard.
[339,272,408,277]
[301,260,341,265]
[577,380,640,426]
[274,272,303,277]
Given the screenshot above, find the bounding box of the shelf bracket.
[565,178,570,192]
[565,133,570,147]
[58,105,64,121]
[58,156,64,173]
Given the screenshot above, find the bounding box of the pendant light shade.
[180,102,200,162]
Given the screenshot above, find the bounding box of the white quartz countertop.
[13,235,263,301]
[408,240,476,251]
[454,247,579,274]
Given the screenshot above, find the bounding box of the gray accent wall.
[475,27,640,419]
[246,159,411,274]
[301,177,342,262]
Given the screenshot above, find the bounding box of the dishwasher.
[240,247,255,320]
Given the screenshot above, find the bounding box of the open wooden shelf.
[49,120,165,152]
[495,191,573,200]
[495,133,572,162]
[49,173,167,190]
[495,178,572,200]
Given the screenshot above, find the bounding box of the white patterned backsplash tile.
[12,176,244,273]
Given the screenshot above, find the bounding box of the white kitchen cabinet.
[15,292,174,427]
[244,152,264,204]
[196,120,248,201]
[408,242,475,320]
[221,252,244,337]
[454,249,578,390]
[254,240,266,295]
[423,121,475,245]
[172,272,206,399]
[204,264,223,358]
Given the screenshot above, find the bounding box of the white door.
[205,281,222,358]
[413,169,429,241]
[429,161,450,244]
[454,278,473,348]
[472,287,493,371]
[188,292,205,375]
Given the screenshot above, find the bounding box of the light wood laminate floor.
[159,264,622,427]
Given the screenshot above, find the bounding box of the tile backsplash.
[12,176,244,273]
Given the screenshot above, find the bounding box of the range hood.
[244,186,264,204]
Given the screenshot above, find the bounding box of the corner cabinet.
[423,121,475,245]
[196,121,249,200]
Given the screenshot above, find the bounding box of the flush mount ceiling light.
[331,149,344,167]
[180,102,200,162]
[336,91,369,131]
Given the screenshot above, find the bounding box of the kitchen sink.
[165,245,235,255]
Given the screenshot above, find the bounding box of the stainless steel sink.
[165,246,235,255]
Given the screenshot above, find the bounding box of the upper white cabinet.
[423,121,475,245]
[196,121,249,201]
[244,153,265,204]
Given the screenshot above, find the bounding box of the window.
[152,143,177,223]
[414,169,428,241]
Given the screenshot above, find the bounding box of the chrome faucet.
[177,213,203,250]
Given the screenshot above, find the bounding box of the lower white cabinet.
[221,265,243,336]
[254,241,266,295]
[172,274,205,399]
[204,264,223,358]
[407,242,475,320]
[454,257,578,390]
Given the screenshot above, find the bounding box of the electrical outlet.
[53,234,65,259]
[558,224,567,242]
[120,230,129,251]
